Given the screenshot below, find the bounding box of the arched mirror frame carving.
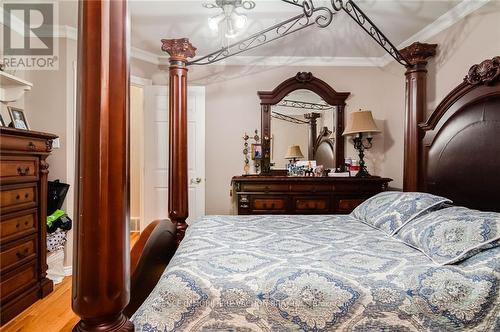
[257,72,350,174]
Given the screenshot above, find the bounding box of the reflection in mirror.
[270,89,336,170]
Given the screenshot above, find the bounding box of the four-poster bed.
[71,0,499,330]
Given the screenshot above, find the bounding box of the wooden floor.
[0,232,141,332]
[0,277,78,332]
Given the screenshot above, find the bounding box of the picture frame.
[7,106,29,130]
[0,113,6,127]
[251,143,262,160]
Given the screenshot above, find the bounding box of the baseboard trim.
[63,266,72,276]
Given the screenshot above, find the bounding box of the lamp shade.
[342,110,381,136]
[285,145,304,160]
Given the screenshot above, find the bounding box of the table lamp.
[285,145,304,166]
[342,110,380,177]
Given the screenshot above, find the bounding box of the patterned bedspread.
[132,215,499,331]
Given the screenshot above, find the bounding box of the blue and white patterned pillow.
[351,191,451,235]
[396,206,500,265]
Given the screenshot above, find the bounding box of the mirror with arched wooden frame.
[257,72,350,174]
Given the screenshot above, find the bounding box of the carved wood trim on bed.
[419,56,500,211]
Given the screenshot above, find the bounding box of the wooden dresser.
[232,176,392,215]
[0,128,57,325]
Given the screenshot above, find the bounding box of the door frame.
[131,75,152,232]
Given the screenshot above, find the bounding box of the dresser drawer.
[294,196,330,213]
[290,184,332,193]
[0,209,37,242]
[1,236,37,272]
[0,261,37,300]
[250,196,288,213]
[0,157,38,184]
[0,184,37,214]
[336,198,366,213]
[0,135,50,153]
[240,183,289,193]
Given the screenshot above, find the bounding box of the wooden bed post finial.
[161,38,196,62]
[400,42,437,192]
[161,38,196,244]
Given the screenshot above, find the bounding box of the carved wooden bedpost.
[73,1,132,331]
[161,39,196,244]
[400,42,437,191]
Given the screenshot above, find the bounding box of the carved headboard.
[419,56,500,212]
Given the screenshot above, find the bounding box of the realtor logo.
[2,2,59,70]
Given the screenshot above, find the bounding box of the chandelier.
[203,0,256,39]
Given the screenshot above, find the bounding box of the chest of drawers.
[0,128,57,325]
[232,175,392,215]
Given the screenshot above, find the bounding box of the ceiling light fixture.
[204,0,255,39]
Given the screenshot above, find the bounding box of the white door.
[143,86,205,230]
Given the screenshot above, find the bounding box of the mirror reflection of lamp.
[285,145,304,168]
[342,110,380,177]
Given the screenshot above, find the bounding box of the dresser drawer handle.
[24,221,29,226]
[264,186,270,193]
[16,194,21,200]
[16,223,20,228]
[16,248,30,259]
[17,166,30,176]
[28,142,36,151]
[25,193,29,199]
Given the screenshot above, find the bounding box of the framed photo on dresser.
[251,143,262,160]
[7,106,30,130]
